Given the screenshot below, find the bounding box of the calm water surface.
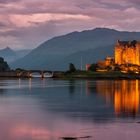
[0,79,140,140]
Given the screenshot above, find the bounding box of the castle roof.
[117,40,140,47]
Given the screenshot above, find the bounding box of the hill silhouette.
[11,28,140,70]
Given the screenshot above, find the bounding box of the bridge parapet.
[15,70,53,78]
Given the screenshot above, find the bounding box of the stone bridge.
[16,70,53,78]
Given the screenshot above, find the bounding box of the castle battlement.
[117,40,139,47]
[115,40,140,65]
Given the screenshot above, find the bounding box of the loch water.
[0,79,140,140]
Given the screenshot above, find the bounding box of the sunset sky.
[0,0,140,49]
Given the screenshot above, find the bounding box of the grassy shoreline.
[53,71,140,80]
[0,71,140,80]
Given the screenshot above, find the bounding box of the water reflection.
[95,80,140,117]
[0,80,5,94]
[69,80,75,94]
[29,78,32,90]
[17,78,140,118]
[0,79,139,140]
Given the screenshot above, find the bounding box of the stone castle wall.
[115,40,140,65]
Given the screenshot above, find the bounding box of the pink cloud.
[0,0,140,49]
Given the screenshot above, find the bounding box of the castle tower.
[135,43,140,65]
[115,40,123,65]
[115,40,140,66]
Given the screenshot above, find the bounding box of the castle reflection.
[86,80,140,117]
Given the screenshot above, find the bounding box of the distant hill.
[0,47,17,62]
[11,28,140,70]
[15,49,32,59]
[0,47,31,63]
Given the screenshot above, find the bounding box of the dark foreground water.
[0,79,140,140]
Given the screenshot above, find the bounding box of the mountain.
[0,47,17,62]
[57,45,114,70]
[11,28,140,70]
[15,49,32,58]
[0,47,31,63]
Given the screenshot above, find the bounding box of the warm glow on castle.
[115,40,140,65]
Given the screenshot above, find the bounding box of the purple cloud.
[0,0,139,49]
[0,0,19,3]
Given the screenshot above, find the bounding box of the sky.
[0,0,140,49]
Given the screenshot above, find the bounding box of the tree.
[69,63,76,72]
[0,57,10,72]
[89,63,98,71]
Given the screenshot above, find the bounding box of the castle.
[115,40,140,66]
